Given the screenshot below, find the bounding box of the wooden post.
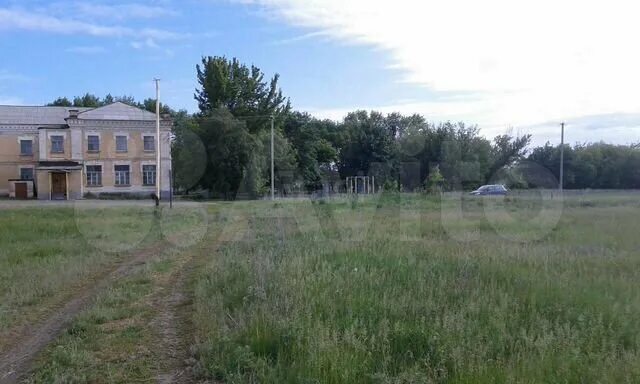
[80,166,84,198]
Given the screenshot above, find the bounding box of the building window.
[115,136,128,152]
[86,165,102,186]
[143,136,155,151]
[51,135,64,153]
[87,135,100,152]
[20,140,33,155]
[114,165,130,185]
[142,165,156,186]
[20,168,34,180]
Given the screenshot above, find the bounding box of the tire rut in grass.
[153,258,194,383]
[0,243,165,384]
[152,246,213,384]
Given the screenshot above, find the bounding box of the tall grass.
[0,206,157,349]
[21,203,215,382]
[26,260,158,383]
[192,194,640,383]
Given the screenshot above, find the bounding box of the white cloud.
[0,7,185,40]
[240,0,640,143]
[131,38,160,50]
[130,37,176,58]
[69,3,177,20]
[270,30,332,45]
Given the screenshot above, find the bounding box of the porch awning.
[37,161,82,170]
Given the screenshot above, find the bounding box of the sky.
[1,0,640,146]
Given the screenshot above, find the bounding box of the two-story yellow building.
[0,102,172,200]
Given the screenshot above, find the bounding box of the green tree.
[195,56,290,133]
[172,111,206,193]
[195,109,257,200]
[47,97,72,107]
[527,142,640,189]
[338,111,399,187]
[72,93,101,107]
[194,56,296,197]
[398,121,492,190]
[488,133,532,178]
[46,94,175,115]
[140,98,173,115]
[424,164,445,193]
[257,128,298,195]
[283,112,340,191]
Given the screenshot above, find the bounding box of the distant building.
[0,102,172,200]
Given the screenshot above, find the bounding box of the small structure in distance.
[345,176,375,194]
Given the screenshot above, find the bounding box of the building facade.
[0,102,172,200]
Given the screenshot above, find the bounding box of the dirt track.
[153,252,196,383]
[0,243,164,384]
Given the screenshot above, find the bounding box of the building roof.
[77,102,158,121]
[0,106,91,125]
[0,102,159,126]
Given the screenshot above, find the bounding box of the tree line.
[49,56,640,198]
[47,93,172,115]
[527,142,640,189]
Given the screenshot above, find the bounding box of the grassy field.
[2,192,640,383]
[0,205,158,352]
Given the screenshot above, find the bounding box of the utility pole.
[270,115,275,200]
[154,78,161,202]
[559,122,564,192]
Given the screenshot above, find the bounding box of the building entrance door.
[51,172,67,200]
[15,182,28,199]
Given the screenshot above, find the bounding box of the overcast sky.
[1,0,640,146]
